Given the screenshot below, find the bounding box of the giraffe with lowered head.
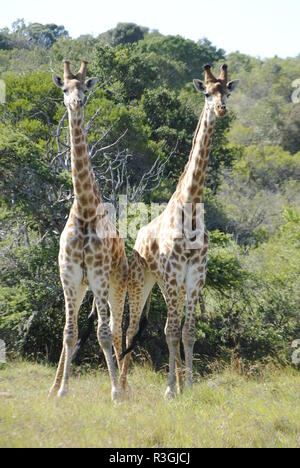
[49,61,128,402]
[120,64,239,399]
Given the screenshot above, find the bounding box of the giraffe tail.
[120,292,152,360]
[72,299,97,363]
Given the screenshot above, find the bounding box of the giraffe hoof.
[57,388,69,399]
[125,383,133,398]
[119,380,133,399]
[111,388,123,403]
[48,388,58,399]
[164,387,176,400]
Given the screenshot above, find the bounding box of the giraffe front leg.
[109,270,128,374]
[176,342,184,395]
[49,256,86,399]
[160,270,185,400]
[164,289,182,400]
[57,284,86,398]
[119,323,139,395]
[175,289,186,395]
[183,272,205,389]
[165,314,181,400]
[182,298,197,389]
[52,281,86,399]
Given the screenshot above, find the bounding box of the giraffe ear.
[53,74,64,88]
[227,80,239,92]
[85,77,98,90]
[193,79,206,94]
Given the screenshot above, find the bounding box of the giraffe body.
[120,65,239,398]
[49,61,128,401]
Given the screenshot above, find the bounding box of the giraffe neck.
[68,108,102,221]
[174,104,216,206]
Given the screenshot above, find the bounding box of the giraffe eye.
[227,93,231,98]
[62,88,68,94]
[205,93,210,98]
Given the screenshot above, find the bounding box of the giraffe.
[120,64,239,399]
[49,60,128,402]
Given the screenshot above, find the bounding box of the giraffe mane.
[175,109,205,194]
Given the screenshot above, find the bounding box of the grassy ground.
[0,361,300,448]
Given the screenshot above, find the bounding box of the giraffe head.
[53,60,98,112]
[193,64,239,118]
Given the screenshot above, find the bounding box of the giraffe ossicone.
[49,60,128,402]
[120,64,239,399]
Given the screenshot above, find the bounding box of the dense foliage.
[0,21,299,372]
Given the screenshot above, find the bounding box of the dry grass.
[0,361,300,448]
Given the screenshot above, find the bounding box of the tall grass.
[0,361,300,448]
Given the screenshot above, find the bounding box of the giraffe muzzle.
[71,98,83,110]
[216,105,227,117]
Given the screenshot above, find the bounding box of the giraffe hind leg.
[48,348,66,398]
[88,268,122,402]
[120,256,155,393]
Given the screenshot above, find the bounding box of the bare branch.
[91,129,128,158]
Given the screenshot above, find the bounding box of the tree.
[141,86,196,179]
[25,23,69,49]
[90,42,158,101]
[0,29,14,50]
[214,145,300,244]
[1,72,61,143]
[101,23,147,46]
[1,20,69,51]
[137,34,225,88]
[0,123,63,235]
[226,54,300,154]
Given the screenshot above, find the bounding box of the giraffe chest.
[59,217,112,271]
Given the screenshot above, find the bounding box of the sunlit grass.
[0,361,300,448]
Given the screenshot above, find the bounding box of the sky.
[0,0,299,58]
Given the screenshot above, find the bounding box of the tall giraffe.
[120,64,239,398]
[49,61,128,402]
